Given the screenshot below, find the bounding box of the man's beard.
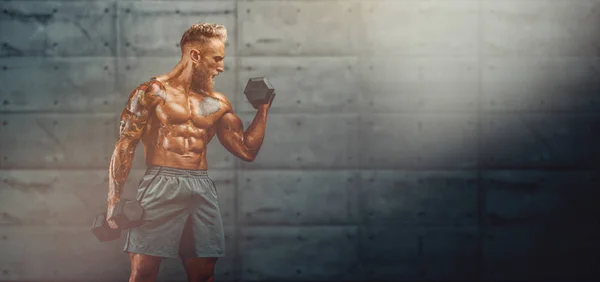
[191,68,214,94]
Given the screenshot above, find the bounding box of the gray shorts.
[123,166,225,259]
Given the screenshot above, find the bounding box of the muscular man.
[106,23,272,282]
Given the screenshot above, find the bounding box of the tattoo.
[119,120,125,136]
[152,87,167,102]
[149,77,168,102]
[198,97,220,117]
[109,110,146,203]
[108,80,162,206]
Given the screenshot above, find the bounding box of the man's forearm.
[243,105,269,157]
[107,143,136,202]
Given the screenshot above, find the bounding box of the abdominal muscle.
[143,121,213,170]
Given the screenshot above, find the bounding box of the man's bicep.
[216,112,244,146]
[217,111,256,161]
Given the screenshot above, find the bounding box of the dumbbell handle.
[110,199,145,229]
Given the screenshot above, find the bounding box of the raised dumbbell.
[243,77,276,109]
[91,200,144,242]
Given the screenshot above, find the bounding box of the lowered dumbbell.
[91,212,121,242]
[91,200,144,242]
[243,77,276,109]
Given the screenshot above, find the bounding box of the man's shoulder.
[135,77,167,102]
[124,78,167,113]
[211,91,233,109]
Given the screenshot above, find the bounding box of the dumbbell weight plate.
[91,212,121,242]
[243,77,275,109]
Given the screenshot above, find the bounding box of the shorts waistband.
[145,166,208,177]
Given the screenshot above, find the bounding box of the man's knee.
[131,266,159,281]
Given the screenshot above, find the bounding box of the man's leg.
[181,257,218,282]
[129,253,162,282]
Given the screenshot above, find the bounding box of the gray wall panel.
[360,226,478,280]
[0,114,116,169]
[481,114,600,168]
[240,226,360,281]
[483,0,600,56]
[359,56,479,113]
[238,170,359,226]
[361,170,477,226]
[362,0,478,56]
[0,1,116,57]
[0,227,130,281]
[360,114,478,169]
[237,1,360,56]
[0,57,117,113]
[483,226,600,280]
[482,58,600,113]
[118,1,236,57]
[483,171,599,226]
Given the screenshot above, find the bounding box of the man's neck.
[162,59,212,96]
[190,84,212,96]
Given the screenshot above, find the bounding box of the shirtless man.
[106,23,272,282]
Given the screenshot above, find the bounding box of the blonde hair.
[180,23,227,51]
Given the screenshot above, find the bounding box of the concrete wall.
[1,0,599,281]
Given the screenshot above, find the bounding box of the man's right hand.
[107,198,120,229]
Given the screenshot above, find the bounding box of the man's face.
[191,38,225,92]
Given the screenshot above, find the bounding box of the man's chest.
[153,92,224,128]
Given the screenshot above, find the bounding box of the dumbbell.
[91,212,121,242]
[91,200,144,242]
[243,77,276,109]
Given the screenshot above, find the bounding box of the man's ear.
[189,49,201,63]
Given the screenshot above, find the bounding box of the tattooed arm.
[106,80,165,228]
[215,92,270,162]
